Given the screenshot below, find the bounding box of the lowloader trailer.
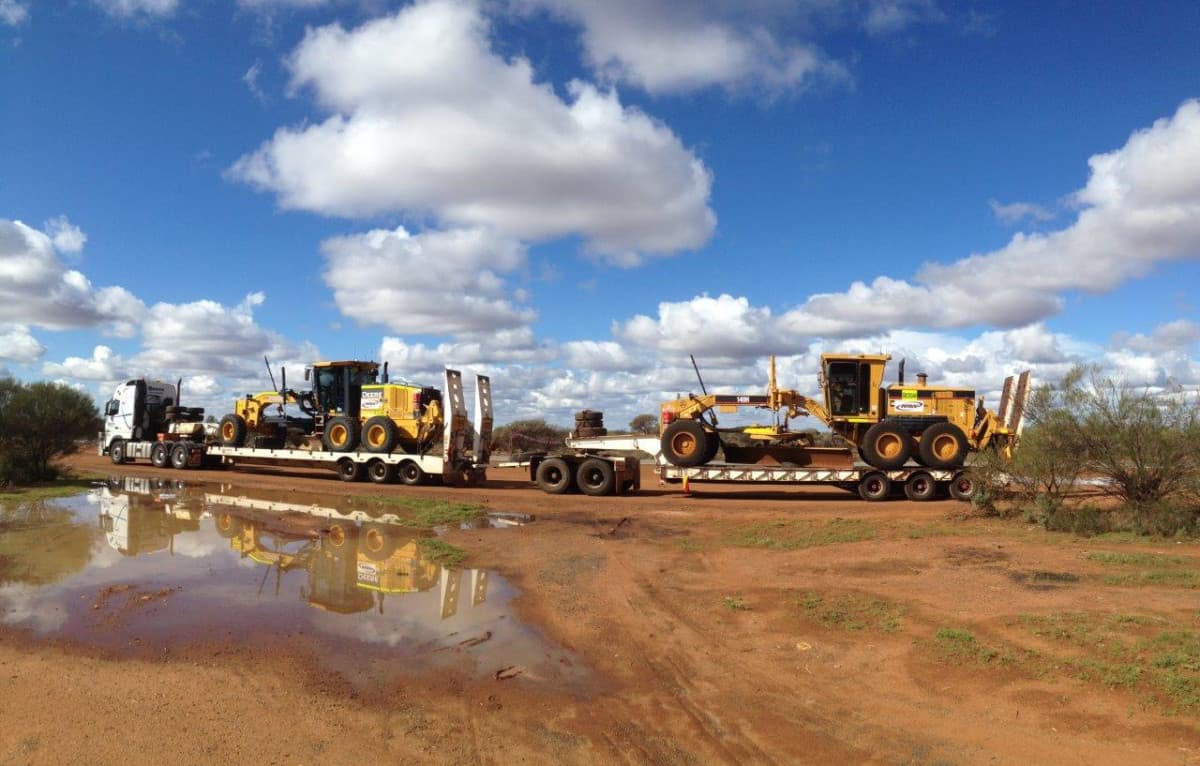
[529,428,980,502]
[100,370,492,486]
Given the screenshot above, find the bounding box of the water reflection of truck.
[209,497,488,617]
[96,477,203,557]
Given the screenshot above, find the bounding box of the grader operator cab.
[659,354,1030,471]
[218,359,443,455]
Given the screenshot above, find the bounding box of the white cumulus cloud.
[0,0,29,26]
[42,345,124,381]
[0,324,44,363]
[0,219,146,336]
[229,0,715,262]
[514,0,848,95]
[322,226,535,336]
[780,99,1200,337]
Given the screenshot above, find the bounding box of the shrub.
[0,379,100,485]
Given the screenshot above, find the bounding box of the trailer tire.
[324,416,360,452]
[219,414,247,447]
[918,422,968,469]
[858,472,891,501]
[861,421,913,470]
[362,416,398,453]
[948,471,977,502]
[170,443,191,469]
[214,512,243,539]
[577,457,616,496]
[336,458,364,482]
[535,457,575,494]
[150,441,170,468]
[361,523,398,561]
[109,439,128,465]
[904,471,938,502]
[398,460,424,486]
[661,419,712,467]
[367,459,397,484]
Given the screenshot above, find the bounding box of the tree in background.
[490,419,570,456]
[629,414,658,434]
[0,380,101,484]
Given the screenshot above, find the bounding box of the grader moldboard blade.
[720,443,856,469]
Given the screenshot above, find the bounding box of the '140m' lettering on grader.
[657,354,1030,471]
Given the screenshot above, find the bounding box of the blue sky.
[1,0,1198,427]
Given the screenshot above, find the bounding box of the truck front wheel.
[109,440,128,465]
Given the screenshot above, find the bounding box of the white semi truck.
[99,370,492,486]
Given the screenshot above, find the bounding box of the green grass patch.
[795,591,906,632]
[1104,570,1200,589]
[417,538,468,568]
[933,627,1000,663]
[352,496,485,529]
[0,478,99,504]
[729,518,877,551]
[723,596,750,611]
[1013,612,1200,714]
[1088,551,1186,567]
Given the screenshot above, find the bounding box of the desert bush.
[0,380,101,485]
[999,366,1200,536]
[490,418,570,455]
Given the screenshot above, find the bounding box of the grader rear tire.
[918,422,968,469]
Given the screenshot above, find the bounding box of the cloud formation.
[0,219,145,336]
[780,99,1200,337]
[514,0,847,95]
[230,0,715,262]
[91,0,179,18]
[322,226,535,336]
[0,0,28,26]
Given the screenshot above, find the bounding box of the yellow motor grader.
[658,354,1029,471]
[218,359,443,454]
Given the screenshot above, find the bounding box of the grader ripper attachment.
[658,355,1031,472]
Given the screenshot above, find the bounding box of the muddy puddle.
[0,477,585,692]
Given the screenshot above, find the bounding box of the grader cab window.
[826,361,872,416]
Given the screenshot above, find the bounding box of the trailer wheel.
[535,457,575,494]
[367,459,397,484]
[858,472,891,501]
[904,471,937,502]
[363,416,398,453]
[918,422,968,469]
[948,471,977,502]
[577,457,616,496]
[661,420,712,467]
[219,414,247,447]
[170,443,191,469]
[861,421,913,470]
[214,512,243,539]
[361,523,398,561]
[150,441,170,468]
[336,458,364,482]
[398,460,424,486]
[324,416,360,452]
[109,439,128,465]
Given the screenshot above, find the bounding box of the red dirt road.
[2,450,1199,764]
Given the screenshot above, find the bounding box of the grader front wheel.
[661,420,712,467]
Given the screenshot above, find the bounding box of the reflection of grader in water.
[210,501,487,618]
[97,477,203,557]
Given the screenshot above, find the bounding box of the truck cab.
[102,379,178,451]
